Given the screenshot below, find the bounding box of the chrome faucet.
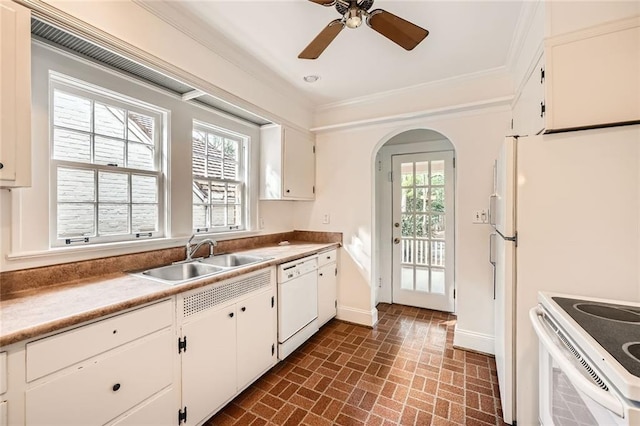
[185,234,217,262]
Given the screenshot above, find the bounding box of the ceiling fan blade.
[366,9,429,51]
[308,0,337,6]
[298,19,345,60]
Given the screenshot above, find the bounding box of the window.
[192,121,247,233]
[50,73,165,246]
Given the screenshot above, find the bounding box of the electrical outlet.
[322,214,330,225]
[473,209,489,224]
[259,217,265,229]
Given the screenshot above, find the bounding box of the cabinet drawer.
[317,249,337,267]
[26,328,173,426]
[27,300,172,381]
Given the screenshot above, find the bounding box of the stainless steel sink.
[136,262,225,284]
[198,254,269,268]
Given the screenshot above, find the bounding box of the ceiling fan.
[299,0,429,60]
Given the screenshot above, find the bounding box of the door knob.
[393,238,400,244]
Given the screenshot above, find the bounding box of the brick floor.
[206,303,507,425]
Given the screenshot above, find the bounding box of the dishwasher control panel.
[278,255,318,283]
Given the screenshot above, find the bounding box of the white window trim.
[48,71,167,247]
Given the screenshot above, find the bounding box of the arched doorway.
[373,129,456,312]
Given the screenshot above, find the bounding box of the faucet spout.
[185,236,217,262]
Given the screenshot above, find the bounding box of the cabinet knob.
[241,307,246,312]
[285,189,290,193]
[112,383,121,392]
[0,163,3,170]
[319,273,323,277]
[228,312,234,318]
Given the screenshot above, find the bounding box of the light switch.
[322,214,330,224]
[473,209,489,224]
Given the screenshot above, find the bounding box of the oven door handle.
[529,306,625,418]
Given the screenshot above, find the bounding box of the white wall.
[294,106,511,341]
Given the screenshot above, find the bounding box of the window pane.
[58,167,95,202]
[193,155,206,177]
[223,160,238,180]
[128,111,155,144]
[98,204,129,235]
[207,156,223,179]
[132,175,157,203]
[127,142,155,171]
[95,103,125,138]
[211,182,225,203]
[227,184,241,204]
[53,90,91,132]
[57,203,95,237]
[193,205,208,229]
[193,180,210,203]
[95,136,125,167]
[227,205,239,226]
[98,171,129,203]
[224,139,238,161]
[211,205,225,227]
[53,129,91,162]
[207,133,223,158]
[132,204,157,232]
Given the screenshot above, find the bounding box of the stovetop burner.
[553,297,640,379]
[575,303,640,323]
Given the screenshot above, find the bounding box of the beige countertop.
[0,242,339,347]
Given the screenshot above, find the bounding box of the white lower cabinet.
[20,300,176,426]
[317,249,338,327]
[179,268,277,426]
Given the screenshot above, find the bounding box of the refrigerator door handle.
[489,233,496,299]
[489,194,497,226]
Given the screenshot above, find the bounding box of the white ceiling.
[163,1,525,107]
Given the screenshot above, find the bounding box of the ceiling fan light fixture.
[345,8,362,29]
[303,75,320,83]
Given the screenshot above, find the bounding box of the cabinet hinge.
[388,171,393,182]
[540,67,545,84]
[335,300,337,308]
[271,296,274,308]
[272,343,275,356]
[540,102,546,118]
[312,186,315,194]
[178,407,187,425]
[178,336,187,354]
[453,158,456,168]
[453,289,456,299]
[313,145,316,154]
[335,267,337,276]
[510,118,514,130]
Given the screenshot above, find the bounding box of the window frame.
[191,120,249,234]
[49,72,167,247]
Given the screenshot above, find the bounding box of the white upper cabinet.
[513,13,640,134]
[544,16,640,131]
[0,0,31,188]
[260,124,315,200]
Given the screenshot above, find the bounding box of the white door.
[391,152,455,312]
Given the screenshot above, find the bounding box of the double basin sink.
[133,254,270,285]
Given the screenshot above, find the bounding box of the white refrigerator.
[489,125,640,425]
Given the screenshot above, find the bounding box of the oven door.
[530,307,628,426]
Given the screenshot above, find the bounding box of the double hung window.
[50,73,165,246]
[192,122,247,233]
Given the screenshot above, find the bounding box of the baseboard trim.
[337,305,378,327]
[453,326,495,355]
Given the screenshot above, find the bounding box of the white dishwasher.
[277,255,318,360]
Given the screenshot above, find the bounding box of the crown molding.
[315,66,511,112]
[311,96,513,133]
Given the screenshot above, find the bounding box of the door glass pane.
[415,215,428,238]
[414,188,427,212]
[415,161,428,185]
[431,241,445,266]
[401,189,412,212]
[401,239,413,264]
[401,266,414,290]
[431,160,445,185]
[416,268,429,292]
[401,163,413,187]
[430,215,445,239]
[431,269,445,294]
[430,188,445,213]
[401,215,414,237]
[415,239,428,265]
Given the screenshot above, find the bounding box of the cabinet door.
[181,304,237,426]
[109,387,174,426]
[282,128,315,199]
[512,55,545,136]
[0,0,31,186]
[317,263,337,327]
[236,289,276,389]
